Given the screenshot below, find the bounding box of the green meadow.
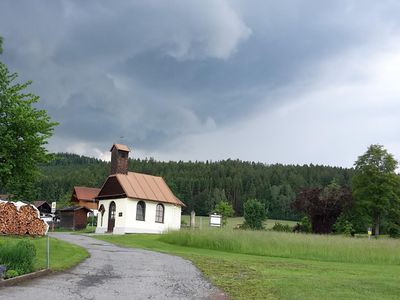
[0,236,89,272]
[95,228,400,300]
[181,215,297,230]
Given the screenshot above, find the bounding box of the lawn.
[94,229,400,300]
[0,235,89,272]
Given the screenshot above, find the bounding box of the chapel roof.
[97,172,185,207]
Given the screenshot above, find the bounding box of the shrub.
[5,269,19,279]
[300,216,311,233]
[87,215,97,226]
[293,217,312,233]
[272,222,292,232]
[0,240,36,275]
[214,201,234,226]
[333,217,355,236]
[243,199,266,230]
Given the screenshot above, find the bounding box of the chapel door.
[107,201,116,232]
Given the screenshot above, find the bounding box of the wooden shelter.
[59,206,92,230]
[33,201,52,215]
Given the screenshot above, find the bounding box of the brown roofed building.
[96,144,184,234]
[71,187,100,211]
[97,172,185,207]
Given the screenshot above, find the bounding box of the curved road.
[0,233,226,300]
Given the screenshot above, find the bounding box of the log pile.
[0,200,48,236]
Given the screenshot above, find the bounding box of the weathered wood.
[0,201,48,236]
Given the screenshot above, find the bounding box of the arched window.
[155,204,164,223]
[136,201,146,221]
[99,204,105,226]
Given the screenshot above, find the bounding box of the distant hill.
[36,153,354,219]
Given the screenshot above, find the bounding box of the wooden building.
[33,201,52,215]
[71,187,100,211]
[59,206,92,230]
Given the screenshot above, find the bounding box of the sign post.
[209,214,222,227]
[46,233,50,269]
[51,202,56,214]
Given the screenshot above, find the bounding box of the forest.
[34,153,354,220]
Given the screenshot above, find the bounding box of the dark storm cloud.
[1,0,400,158]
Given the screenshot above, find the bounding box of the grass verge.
[0,236,89,272]
[160,229,400,265]
[94,231,400,300]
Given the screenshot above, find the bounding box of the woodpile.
[0,200,48,236]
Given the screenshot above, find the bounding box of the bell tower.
[110,144,130,175]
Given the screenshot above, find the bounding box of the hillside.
[35,153,354,219]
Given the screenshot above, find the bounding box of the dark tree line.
[31,153,354,220]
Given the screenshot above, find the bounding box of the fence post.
[46,234,50,269]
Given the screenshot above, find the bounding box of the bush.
[272,222,292,232]
[5,269,19,279]
[333,216,355,236]
[87,215,97,226]
[300,217,311,233]
[243,199,266,230]
[293,217,312,233]
[214,201,234,226]
[0,240,36,275]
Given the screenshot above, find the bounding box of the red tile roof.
[98,172,185,207]
[73,187,100,202]
[110,143,130,152]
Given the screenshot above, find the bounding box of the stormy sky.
[1,0,400,166]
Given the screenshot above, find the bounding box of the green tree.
[243,199,266,230]
[214,201,234,226]
[0,40,58,200]
[352,144,400,236]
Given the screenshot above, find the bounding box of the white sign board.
[209,214,222,227]
[51,202,56,213]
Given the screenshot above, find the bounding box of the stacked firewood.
[0,201,48,236]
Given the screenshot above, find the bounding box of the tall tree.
[0,40,58,200]
[352,144,400,236]
[293,181,352,234]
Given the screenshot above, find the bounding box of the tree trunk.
[374,214,380,236]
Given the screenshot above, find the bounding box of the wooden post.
[190,210,196,229]
[46,234,50,269]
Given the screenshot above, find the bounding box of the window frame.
[155,203,165,223]
[136,201,146,221]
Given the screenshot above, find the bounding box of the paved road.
[0,233,225,300]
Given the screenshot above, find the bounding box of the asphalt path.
[0,233,226,300]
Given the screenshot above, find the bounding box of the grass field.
[95,228,400,300]
[181,215,297,230]
[0,236,89,271]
